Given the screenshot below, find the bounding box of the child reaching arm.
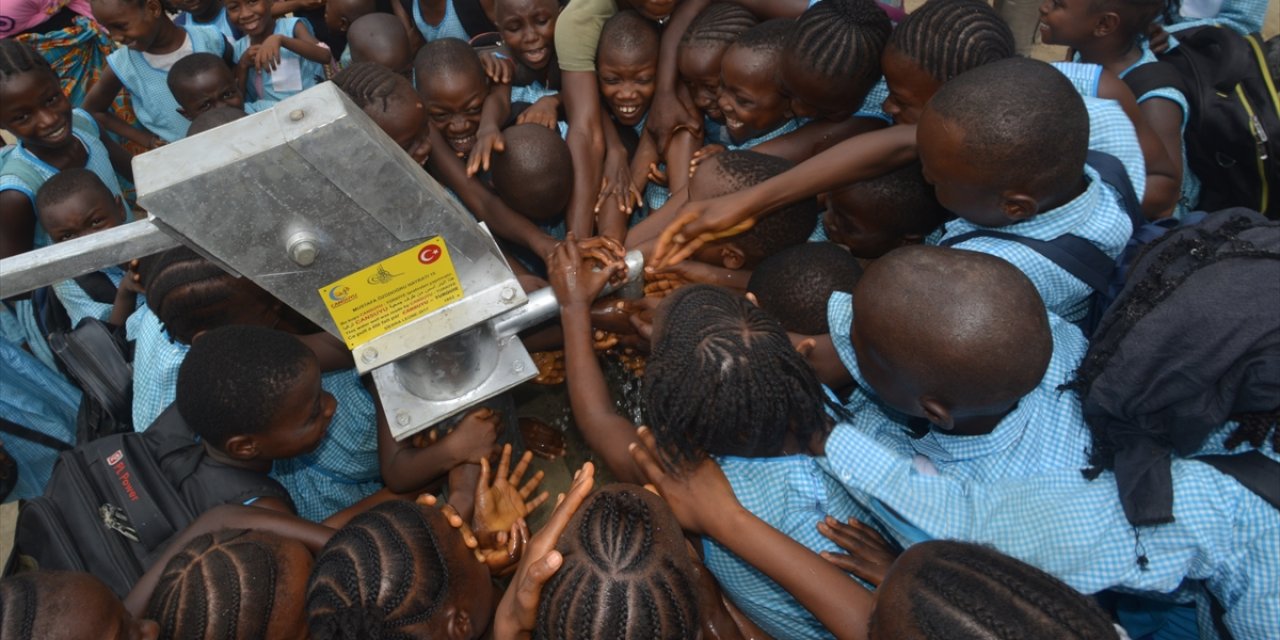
[227,0,331,109]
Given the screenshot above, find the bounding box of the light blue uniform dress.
[107,25,228,142]
[233,18,326,109]
[175,8,240,42]
[0,339,80,500]
[412,0,469,42]
[1116,43,1199,218]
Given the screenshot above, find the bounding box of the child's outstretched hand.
[254,35,285,72]
[441,406,501,464]
[473,444,550,538]
[817,516,900,587]
[480,50,515,84]
[629,426,740,537]
[467,126,504,175]
[516,95,560,130]
[119,259,145,294]
[689,144,726,178]
[418,493,529,575]
[492,462,596,640]
[547,232,626,310]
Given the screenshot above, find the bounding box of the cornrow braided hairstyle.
[306,500,456,640]
[878,541,1119,640]
[145,529,299,640]
[0,39,53,81]
[533,485,700,640]
[642,284,845,466]
[694,151,821,266]
[333,62,407,112]
[889,0,1015,84]
[679,3,758,51]
[1064,210,1280,526]
[139,246,265,345]
[785,0,892,101]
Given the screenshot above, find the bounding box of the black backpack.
[1124,26,1280,219]
[14,406,294,597]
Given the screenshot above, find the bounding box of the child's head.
[747,242,863,336]
[141,246,286,344]
[643,285,836,465]
[187,104,248,135]
[490,123,573,224]
[596,10,661,128]
[347,13,414,77]
[687,150,819,269]
[35,168,126,243]
[307,499,493,640]
[917,57,1088,227]
[168,52,245,121]
[494,0,560,71]
[177,325,334,460]
[146,529,314,640]
[851,245,1051,434]
[415,38,489,158]
[90,0,171,52]
[717,19,794,145]
[225,0,275,40]
[334,62,431,163]
[0,571,160,640]
[882,0,1014,124]
[780,0,892,122]
[823,161,949,259]
[677,3,757,125]
[872,541,1119,640]
[324,0,375,33]
[0,40,74,151]
[1038,0,1171,50]
[534,485,700,639]
[174,0,223,22]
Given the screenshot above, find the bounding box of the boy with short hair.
[819,161,950,261]
[167,52,247,120]
[344,13,414,75]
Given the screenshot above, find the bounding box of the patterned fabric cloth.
[721,117,806,151]
[1162,0,1268,35]
[704,454,880,640]
[0,339,79,500]
[510,79,557,106]
[0,109,127,249]
[51,265,124,327]
[1051,60,1103,98]
[270,369,384,521]
[232,17,326,108]
[819,431,1280,640]
[0,0,92,38]
[412,0,469,42]
[108,24,227,142]
[0,299,59,372]
[128,305,189,430]
[852,77,891,124]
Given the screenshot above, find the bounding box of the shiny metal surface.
[0,218,180,298]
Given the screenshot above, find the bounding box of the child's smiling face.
[597,46,658,127]
[91,0,164,52]
[716,44,791,145]
[420,69,488,157]
[0,69,74,151]
[1037,0,1099,47]
[226,0,274,38]
[495,0,559,71]
[678,44,725,123]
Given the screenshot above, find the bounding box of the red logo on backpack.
[106,450,123,466]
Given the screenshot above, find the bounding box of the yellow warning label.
[318,237,464,348]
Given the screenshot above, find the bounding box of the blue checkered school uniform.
[128,305,190,430]
[0,109,127,249]
[718,117,806,151]
[0,339,80,500]
[412,0,469,42]
[510,80,557,106]
[233,18,326,108]
[852,77,892,124]
[175,8,241,42]
[1116,42,1200,217]
[1161,0,1268,36]
[270,369,384,521]
[824,307,1093,478]
[108,25,228,142]
[626,115,672,216]
[819,427,1280,640]
[1051,60,1103,97]
[705,454,882,640]
[51,266,125,328]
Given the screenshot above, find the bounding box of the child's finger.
[525,490,550,513]
[509,450,533,484]
[819,551,863,575]
[519,470,545,498]
[495,443,513,481]
[476,456,492,495]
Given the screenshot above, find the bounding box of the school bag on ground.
[1123,26,1280,218]
[13,405,295,597]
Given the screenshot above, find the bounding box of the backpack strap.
[0,416,74,452]
[940,229,1115,293]
[1085,150,1144,231]
[1121,61,1186,108]
[1196,451,1280,511]
[73,271,119,305]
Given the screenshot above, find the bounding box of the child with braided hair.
[333,62,432,164]
[676,3,758,149]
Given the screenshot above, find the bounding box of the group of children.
[2,0,1278,637]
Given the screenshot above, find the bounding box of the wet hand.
[652,194,758,269]
[473,444,550,536]
[547,233,625,309]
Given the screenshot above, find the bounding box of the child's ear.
[720,244,746,270]
[920,397,954,431]
[1094,12,1120,37]
[146,0,164,17]
[442,604,473,640]
[999,192,1039,222]
[223,434,261,460]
